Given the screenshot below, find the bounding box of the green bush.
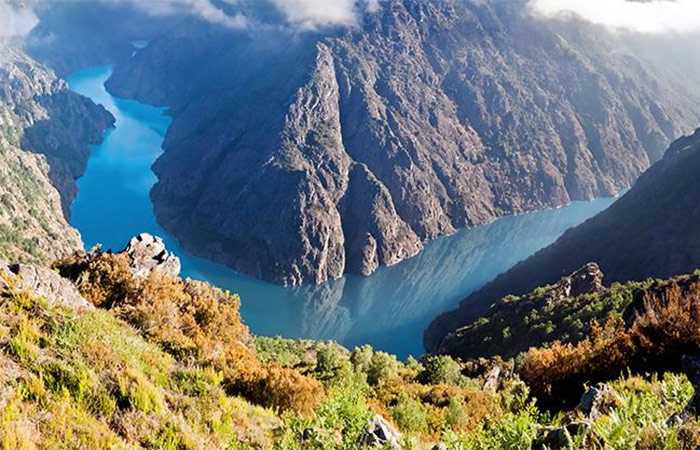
[391,393,428,433]
[420,355,463,385]
[367,351,399,386]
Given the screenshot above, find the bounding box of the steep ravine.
[106,0,700,285]
[0,44,114,264]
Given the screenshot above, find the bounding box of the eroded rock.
[357,414,402,450]
[579,383,618,420]
[0,259,92,310]
[122,233,181,278]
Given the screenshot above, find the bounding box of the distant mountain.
[106,0,699,285]
[426,127,700,353]
[0,43,113,264]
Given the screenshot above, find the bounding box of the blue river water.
[67,65,621,359]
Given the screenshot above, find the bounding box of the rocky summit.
[106,0,700,285]
[122,233,181,279]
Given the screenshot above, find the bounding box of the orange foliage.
[521,318,635,406]
[55,250,323,414]
[521,276,700,407]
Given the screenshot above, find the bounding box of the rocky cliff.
[107,0,700,285]
[0,43,113,264]
[426,127,700,352]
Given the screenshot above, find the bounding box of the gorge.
[68,63,620,358]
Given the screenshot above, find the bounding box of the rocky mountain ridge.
[0,43,113,264]
[426,127,700,352]
[105,0,700,285]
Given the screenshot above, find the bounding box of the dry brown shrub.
[231,362,324,414]
[630,280,700,369]
[55,250,324,414]
[56,251,136,308]
[521,317,635,406]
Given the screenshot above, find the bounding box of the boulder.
[483,366,502,391]
[122,233,181,278]
[546,263,604,307]
[579,383,618,420]
[0,260,92,310]
[357,414,402,450]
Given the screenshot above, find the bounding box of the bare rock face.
[107,0,699,285]
[122,233,181,278]
[0,259,92,310]
[543,263,604,307]
[357,414,403,450]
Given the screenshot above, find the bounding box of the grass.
[4,248,700,449]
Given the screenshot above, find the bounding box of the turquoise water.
[67,65,621,358]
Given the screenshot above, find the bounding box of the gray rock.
[357,414,402,450]
[483,366,502,391]
[682,354,700,412]
[122,233,181,278]
[107,0,699,286]
[579,383,617,420]
[0,260,92,310]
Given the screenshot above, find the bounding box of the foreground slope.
[4,236,700,449]
[0,43,113,264]
[426,128,700,352]
[106,0,699,285]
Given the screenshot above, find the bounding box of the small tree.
[419,355,463,385]
[367,351,399,386]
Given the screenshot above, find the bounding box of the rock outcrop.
[105,0,700,285]
[426,128,700,352]
[0,259,92,310]
[122,233,181,278]
[0,43,113,265]
[357,414,403,450]
[579,383,619,421]
[434,263,606,359]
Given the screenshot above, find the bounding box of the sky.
[529,0,700,35]
[0,0,380,37]
[3,0,700,39]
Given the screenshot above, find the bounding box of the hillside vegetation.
[427,128,700,350]
[1,243,700,449]
[0,44,113,265]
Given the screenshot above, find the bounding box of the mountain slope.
[0,43,113,264]
[106,0,700,285]
[426,128,700,352]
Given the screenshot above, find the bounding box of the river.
[67,65,621,358]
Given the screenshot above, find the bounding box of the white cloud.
[269,0,381,29]
[0,0,39,38]
[105,0,247,29]
[530,0,700,34]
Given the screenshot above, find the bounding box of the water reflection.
[68,65,618,359]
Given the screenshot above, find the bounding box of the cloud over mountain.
[530,0,700,34]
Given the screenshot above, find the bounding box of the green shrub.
[391,393,428,433]
[419,356,463,385]
[366,351,400,387]
[445,396,468,430]
[350,345,373,373]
